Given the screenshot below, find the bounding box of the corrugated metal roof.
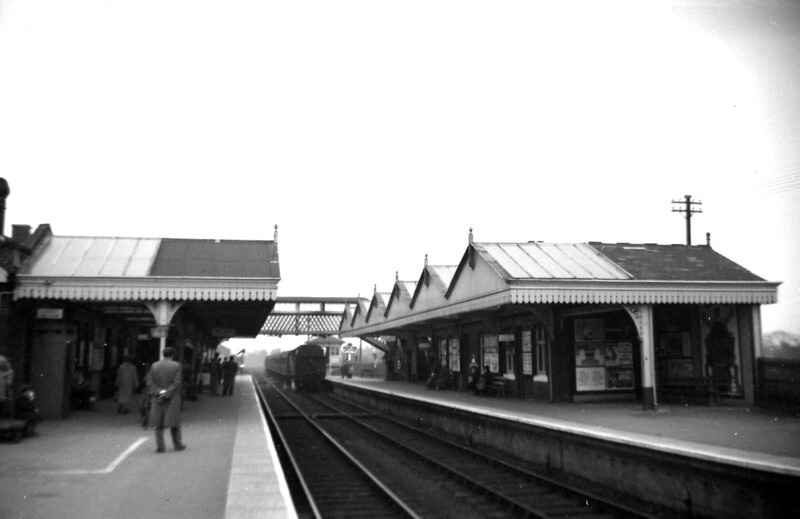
[21,236,161,277]
[477,242,631,280]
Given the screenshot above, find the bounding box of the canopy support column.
[146,301,184,359]
[624,304,657,410]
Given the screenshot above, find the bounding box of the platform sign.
[36,308,63,320]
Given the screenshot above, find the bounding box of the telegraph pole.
[671,194,702,245]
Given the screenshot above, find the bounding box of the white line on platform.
[43,436,148,476]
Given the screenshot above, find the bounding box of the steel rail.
[267,381,422,519]
[307,394,557,519]
[318,393,653,519]
[253,380,322,518]
[328,393,654,518]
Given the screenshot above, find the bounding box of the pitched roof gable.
[339,304,353,332]
[410,264,457,310]
[385,280,416,318]
[366,292,390,323]
[350,298,371,328]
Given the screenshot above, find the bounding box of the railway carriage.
[265,342,327,391]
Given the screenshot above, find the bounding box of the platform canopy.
[14,233,280,339]
[15,235,279,301]
[341,239,781,337]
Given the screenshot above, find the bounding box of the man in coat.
[146,347,186,453]
[222,356,239,396]
[115,356,139,414]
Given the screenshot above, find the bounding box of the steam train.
[264,342,327,391]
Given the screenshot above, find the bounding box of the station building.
[339,232,779,409]
[3,224,280,419]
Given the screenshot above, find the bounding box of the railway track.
[255,379,419,519]
[257,376,654,518]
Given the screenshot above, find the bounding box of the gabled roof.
[350,298,371,328]
[385,280,416,317]
[410,265,457,309]
[366,292,390,323]
[15,234,280,301]
[339,304,353,332]
[342,238,779,337]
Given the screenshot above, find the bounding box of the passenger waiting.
[475,366,493,396]
[467,357,479,392]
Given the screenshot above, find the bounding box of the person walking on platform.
[146,347,186,453]
[115,356,139,414]
[209,354,222,396]
[222,356,239,396]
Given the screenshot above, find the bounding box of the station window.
[535,327,548,376]
[480,334,499,373]
[504,345,515,376]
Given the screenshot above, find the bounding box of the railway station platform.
[0,375,296,519]
[333,377,800,474]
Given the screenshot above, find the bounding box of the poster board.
[521,330,533,375]
[481,334,499,373]
[574,317,634,391]
[449,338,460,372]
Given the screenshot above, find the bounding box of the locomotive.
[264,342,327,391]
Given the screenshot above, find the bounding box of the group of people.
[112,348,186,453]
[111,350,241,454]
[467,357,496,395]
[207,354,239,397]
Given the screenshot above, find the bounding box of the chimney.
[0,178,9,236]
[12,224,31,244]
[706,232,711,247]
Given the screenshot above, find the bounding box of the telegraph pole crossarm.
[671,194,703,246]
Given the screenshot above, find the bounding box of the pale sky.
[1,1,798,353]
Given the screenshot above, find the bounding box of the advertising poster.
[449,338,460,372]
[575,340,635,391]
[616,342,633,364]
[576,367,606,391]
[606,367,634,388]
[575,343,603,366]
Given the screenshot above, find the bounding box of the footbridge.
[260,296,387,349]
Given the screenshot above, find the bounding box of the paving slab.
[0,375,294,519]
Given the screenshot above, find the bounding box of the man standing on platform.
[209,353,221,396]
[221,356,239,396]
[146,347,186,453]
